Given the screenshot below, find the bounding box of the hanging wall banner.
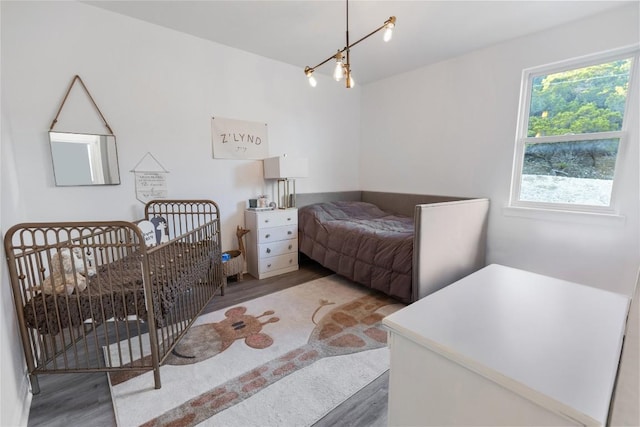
[212,116,268,160]
[130,152,170,204]
[134,172,168,204]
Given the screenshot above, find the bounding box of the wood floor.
[27,259,389,427]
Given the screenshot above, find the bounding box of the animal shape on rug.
[167,306,280,365]
[135,291,403,427]
[39,248,97,295]
[109,307,280,384]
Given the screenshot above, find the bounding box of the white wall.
[1,0,361,237]
[1,4,33,425]
[0,1,361,425]
[361,4,640,296]
[1,103,32,427]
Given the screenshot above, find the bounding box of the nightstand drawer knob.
[267,263,272,268]
[264,219,269,223]
[266,248,271,254]
[287,231,293,235]
[287,217,292,221]
[265,233,271,239]
[288,245,292,250]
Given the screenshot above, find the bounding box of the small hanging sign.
[134,172,168,203]
[131,152,169,204]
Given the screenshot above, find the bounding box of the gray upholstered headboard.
[296,191,472,218]
[296,191,362,208]
[362,192,471,218]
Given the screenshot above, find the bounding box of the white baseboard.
[17,373,32,427]
[1,369,32,427]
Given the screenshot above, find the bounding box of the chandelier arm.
[346,21,389,50]
[307,55,338,72]
[305,21,390,72]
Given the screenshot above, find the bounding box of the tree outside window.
[511,48,637,212]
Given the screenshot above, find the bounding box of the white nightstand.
[244,208,298,279]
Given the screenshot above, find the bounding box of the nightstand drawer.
[255,210,298,229]
[258,239,298,258]
[257,225,297,244]
[259,253,297,274]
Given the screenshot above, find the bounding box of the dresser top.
[383,264,629,425]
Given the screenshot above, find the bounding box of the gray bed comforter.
[298,201,413,303]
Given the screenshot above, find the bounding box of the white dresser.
[382,264,629,426]
[244,208,298,279]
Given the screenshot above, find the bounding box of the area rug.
[107,275,404,426]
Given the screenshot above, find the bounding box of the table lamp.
[263,155,308,209]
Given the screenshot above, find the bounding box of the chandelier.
[304,0,396,89]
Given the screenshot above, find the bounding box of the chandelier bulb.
[346,71,355,89]
[383,16,396,42]
[333,51,345,81]
[305,67,317,88]
[383,28,393,42]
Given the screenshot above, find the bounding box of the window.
[510,47,638,214]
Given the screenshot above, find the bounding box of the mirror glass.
[49,131,121,186]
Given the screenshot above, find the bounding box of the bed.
[297,191,490,303]
[4,199,223,394]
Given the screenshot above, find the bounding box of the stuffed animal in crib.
[40,248,96,295]
[41,272,87,296]
[150,216,169,245]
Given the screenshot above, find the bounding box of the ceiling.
[84,1,634,85]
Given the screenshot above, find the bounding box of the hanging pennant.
[130,152,169,204]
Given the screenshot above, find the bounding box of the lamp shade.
[263,156,308,179]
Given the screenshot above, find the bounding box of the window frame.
[509,46,639,215]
